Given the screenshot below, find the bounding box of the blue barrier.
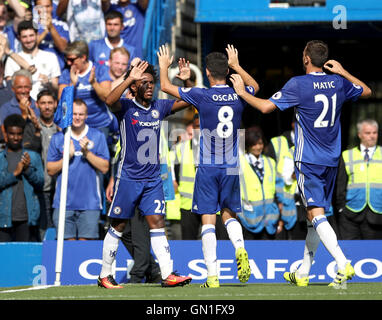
[42,240,382,286]
[0,242,42,287]
[1,240,382,287]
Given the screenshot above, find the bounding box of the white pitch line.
[0,285,54,293]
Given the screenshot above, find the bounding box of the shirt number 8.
[217,105,234,138]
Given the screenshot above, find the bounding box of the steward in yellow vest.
[336,139,382,239]
[238,152,280,235]
[269,134,297,230]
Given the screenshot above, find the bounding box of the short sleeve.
[58,69,70,85]
[342,78,363,102]
[93,131,110,160]
[269,77,300,111]
[157,99,174,118]
[245,85,256,96]
[178,87,204,111]
[47,133,63,162]
[96,64,112,82]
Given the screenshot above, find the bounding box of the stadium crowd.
[1,0,382,248]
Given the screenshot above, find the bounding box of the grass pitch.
[1,282,381,300]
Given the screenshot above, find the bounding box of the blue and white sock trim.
[201,225,216,237]
[224,218,237,228]
[312,215,327,230]
[150,228,166,238]
[108,226,122,239]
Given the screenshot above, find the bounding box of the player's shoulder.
[180,86,206,94]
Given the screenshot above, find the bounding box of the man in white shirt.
[4,20,61,100]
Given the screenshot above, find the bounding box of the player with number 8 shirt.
[158,44,259,288]
[230,40,372,287]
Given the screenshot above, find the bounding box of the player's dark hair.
[304,40,329,68]
[17,20,37,35]
[205,52,228,80]
[3,114,26,132]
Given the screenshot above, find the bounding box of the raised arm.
[105,60,149,112]
[157,45,181,99]
[324,60,372,98]
[226,44,260,93]
[230,74,276,114]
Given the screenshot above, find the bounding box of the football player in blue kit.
[98,60,193,288]
[158,44,260,288]
[230,40,372,287]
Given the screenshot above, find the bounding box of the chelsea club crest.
[151,110,159,119]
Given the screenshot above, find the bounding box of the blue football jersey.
[179,84,256,168]
[108,3,145,58]
[59,61,114,129]
[115,98,173,180]
[47,125,110,210]
[269,72,363,167]
[88,38,138,67]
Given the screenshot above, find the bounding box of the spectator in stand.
[0,114,44,242]
[0,69,40,126]
[47,99,110,240]
[0,34,37,109]
[335,119,382,239]
[103,0,148,59]
[58,40,113,134]
[4,20,61,101]
[35,0,70,71]
[0,0,29,52]
[24,89,59,240]
[88,10,138,68]
[56,0,106,43]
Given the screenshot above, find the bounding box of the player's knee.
[110,218,127,233]
[146,214,165,229]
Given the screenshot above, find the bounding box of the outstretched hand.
[230,74,246,96]
[128,60,149,81]
[226,44,239,69]
[157,45,174,69]
[175,58,191,81]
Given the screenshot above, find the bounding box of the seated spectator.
[47,99,110,240]
[57,0,105,43]
[4,20,61,100]
[88,10,138,68]
[58,40,113,133]
[0,114,44,242]
[35,0,70,71]
[103,0,148,59]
